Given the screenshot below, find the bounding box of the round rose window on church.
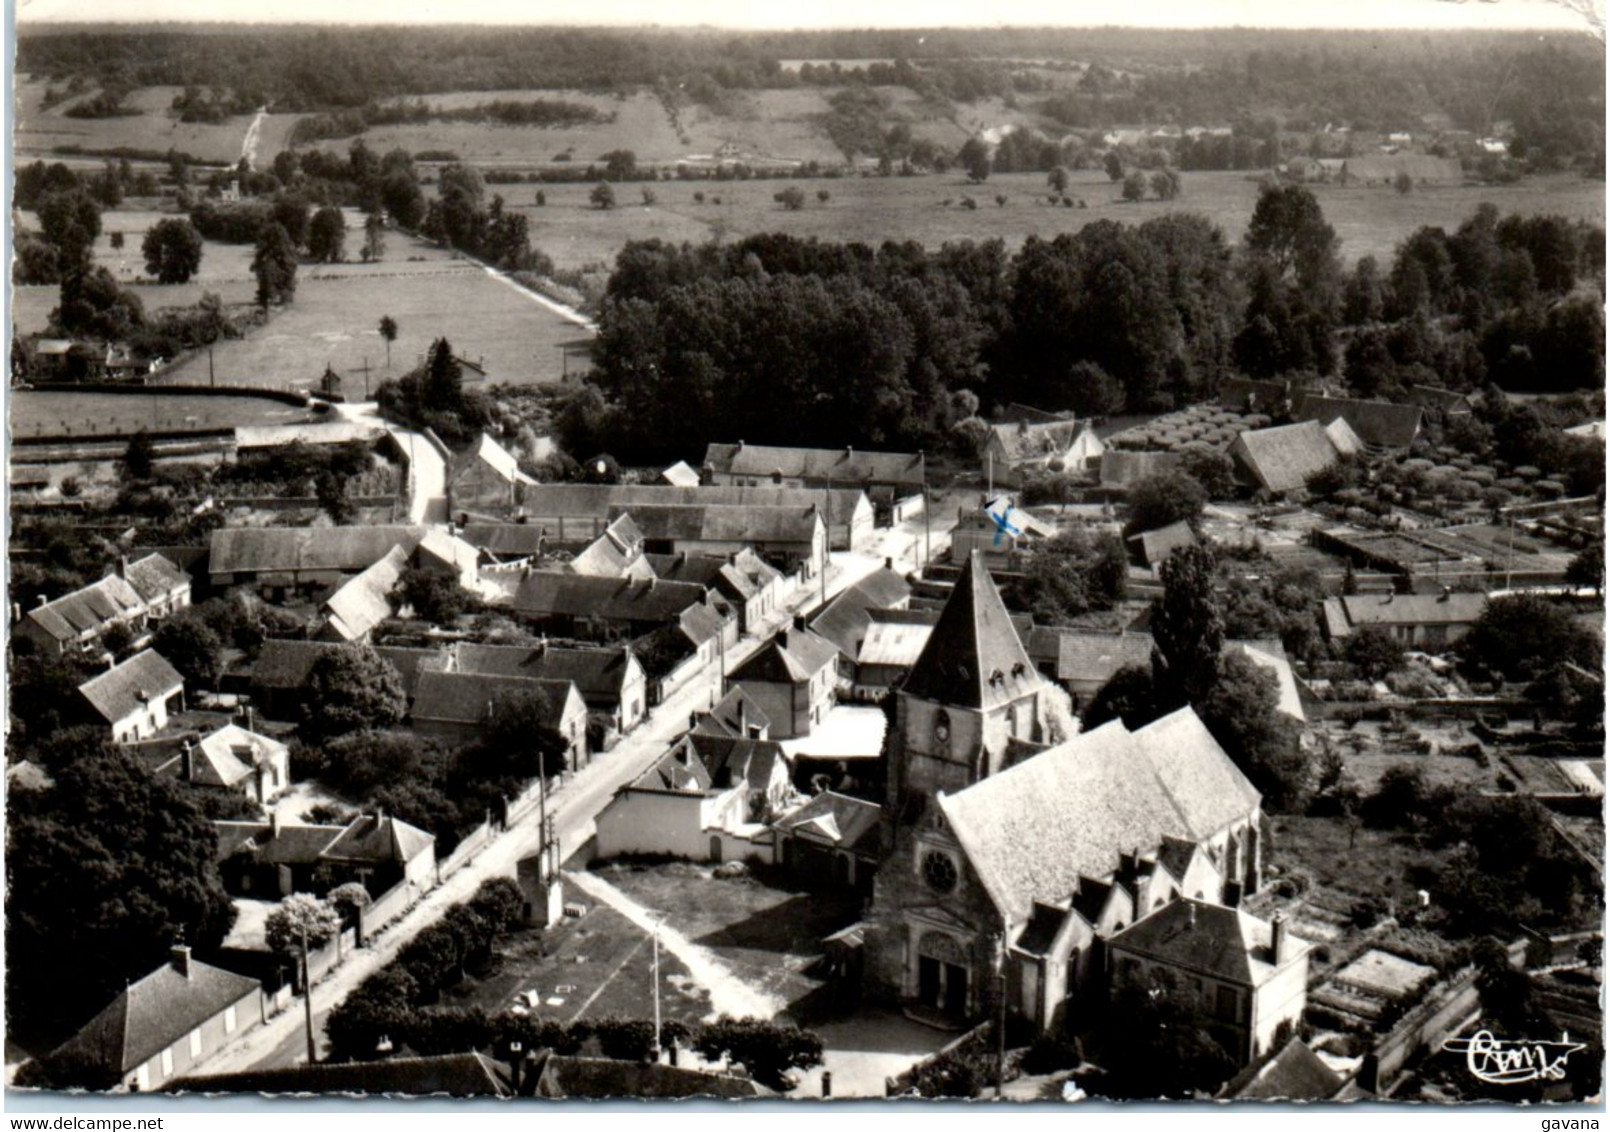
[921,851,958,894]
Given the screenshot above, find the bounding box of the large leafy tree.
[151,609,225,689]
[35,188,102,269]
[251,222,298,308]
[1123,469,1207,537]
[1099,968,1237,1098]
[141,218,204,283]
[301,643,406,744]
[307,206,347,264]
[265,893,341,956]
[1150,544,1224,706]
[1461,594,1602,681]
[7,739,237,1037]
[1199,650,1309,811]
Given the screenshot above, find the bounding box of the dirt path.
[240,107,268,170]
[565,869,785,1022]
[474,262,598,333]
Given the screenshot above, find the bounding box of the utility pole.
[299,921,317,1065]
[993,930,1007,1100]
[651,913,664,1063]
[207,343,215,388]
[922,454,932,570]
[362,356,370,401]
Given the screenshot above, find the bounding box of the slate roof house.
[808,563,914,662]
[172,1052,513,1098]
[1228,418,1363,496]
[435,641,648,738]
[860,553,1273,1038]
[725,623,840,738]
[409,669,589,768]
[446,433,536,520]
[41,945,263,1093]
[250,640,349,720]
[645,548,785,636]
[594,742,768,865]
[510,573,736,656]
[702,441,927,523]
[1109,901,1311,1066]
[17,553,191,658]
[1127,519,1199,568]
[566,513,653,579]
[852,610,940,700]
[694,685,772,740]
[1217,381,1422,451]
[608,503,826,578]
[208,526,477,599]
[150,723,292,805]
[773,790,883,895]
[78,649,186,743]
[1321,591,1487,647]
[979,419,1105,485]
[316,544,407,642]
[513,484,875,551]
[215,812,436,898]
[531,1055,763,1098]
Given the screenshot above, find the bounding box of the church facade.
[862,552,1269,1040]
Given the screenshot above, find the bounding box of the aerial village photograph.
[2,0,1605,1117]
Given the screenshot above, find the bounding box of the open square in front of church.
[590,858,865,1027]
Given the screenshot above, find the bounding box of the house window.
[161,1048,173,1078]
[189,1028,202,1058]
[1215,985,1239,1022]
[224,1005,238,1033]
[135,1064,150,1092]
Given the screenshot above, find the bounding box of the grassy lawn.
[595,860,863,1027]
[437,878,709,1028]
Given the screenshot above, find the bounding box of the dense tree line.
[18,28,1598,165]
[290,96,613,146]
[7,734,238,1043]
[574,188,1604,466]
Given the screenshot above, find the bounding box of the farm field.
[499,169,1605,275]
[11,215,597,389]
[14,79,299,166]
[10,389,325,438]
[370,87,1001,169]
[153,253,589,392]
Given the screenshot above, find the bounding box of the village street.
[193,511,953,1078]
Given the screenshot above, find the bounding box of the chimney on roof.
[170,943,192,980]
[1187,902,1197,928]
[182,738,196,782]
[35,593,48,608]
[737,440,745,450]
[1439,585,1452,602]
[844,446,853,458]
[117,556,130,579]
[1271,912,1289,963]
[270,809,280,836]
[885,557,893,570]
[690,712,699,731]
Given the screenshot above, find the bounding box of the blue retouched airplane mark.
[984,498,1021,546]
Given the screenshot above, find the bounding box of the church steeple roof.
[902,551,1041,711]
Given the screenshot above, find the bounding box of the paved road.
[188,538,938,1077]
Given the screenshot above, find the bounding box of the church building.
[862,552,1273,1046]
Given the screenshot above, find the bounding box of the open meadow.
[499,168,1605,274]
[14,78,300,166]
